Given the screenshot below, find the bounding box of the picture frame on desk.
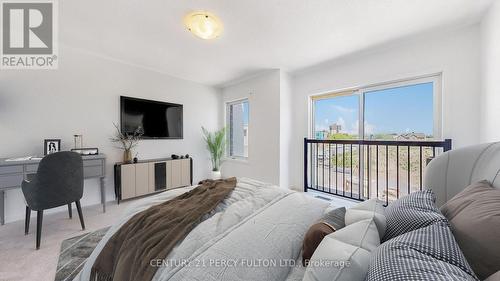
[71,148,99,156]
[44,139,61,155]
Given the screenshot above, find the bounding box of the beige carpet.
[0,200,133,281]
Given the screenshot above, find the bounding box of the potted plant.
[111,123,143,163]
[202,127,226,179]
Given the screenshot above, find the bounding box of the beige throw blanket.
[90,177,237,281]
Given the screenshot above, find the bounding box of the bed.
[75,177,330,281]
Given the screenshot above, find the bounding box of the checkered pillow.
[367,221,478,281]
[382,189,447,241]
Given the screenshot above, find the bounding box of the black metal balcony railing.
[304,138,452,205]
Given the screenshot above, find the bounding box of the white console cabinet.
[114,158,192,202]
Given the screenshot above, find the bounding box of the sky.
[242,101,249,125]
[314,82,434,136]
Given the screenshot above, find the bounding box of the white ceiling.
[60,0,493,86]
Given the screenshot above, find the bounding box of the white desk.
[0,154,106,225]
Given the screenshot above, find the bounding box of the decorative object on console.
[185,154,189,158]
[171,154,179,159]
[201,126,226,180]
[71,148,99,156]
[133,157,138,163]
[44,139,61,155]
[73,134,83,149]
[110,123,143,163]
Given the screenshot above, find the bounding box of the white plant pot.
[211,170,222,180]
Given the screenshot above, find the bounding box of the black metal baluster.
[419,146,423,190]
[304,139,308,192]
[376,145,379,200]
[316,143,318,190]
[329,144,332,193]
[396,145,399,199]
[418,146,423,190]
[407,146,410,195]
[350,144,353,198]
[322,144,325,191]
[310,142,313,190]
[358,144,361,200]
[367,145,370,199]
[335,144,338,194]
[342,144,345,196]
[386,145,389,206]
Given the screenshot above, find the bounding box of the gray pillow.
[383,189,447,242]
[320,206,346,231]
[440,180,500,280]
[345,198,386,238]
[302,207,346,265]
[367,221,478,281]
[304,218,380,281]
[485,271,500,281]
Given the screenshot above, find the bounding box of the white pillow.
[302,218,380,281]
[345,198,386,238]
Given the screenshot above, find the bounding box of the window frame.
[309,74,442,140]
[225,98,250,160]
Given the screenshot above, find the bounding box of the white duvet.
[75,178,329,281]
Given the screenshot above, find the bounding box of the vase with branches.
[110,123,143,163]
[202,127,226,179]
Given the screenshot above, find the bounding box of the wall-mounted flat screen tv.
[120,96,183,139]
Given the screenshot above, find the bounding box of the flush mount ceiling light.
[183,11,223,40]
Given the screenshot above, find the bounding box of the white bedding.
[75,178,329,281]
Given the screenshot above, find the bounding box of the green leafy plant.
[202,127,226,171]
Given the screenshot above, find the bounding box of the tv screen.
[120,96,183,139]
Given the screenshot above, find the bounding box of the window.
[312,76,440,140]
[313,93,359,140]
[226,99,249,158]
[309,76,441,202]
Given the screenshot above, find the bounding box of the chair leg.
[67,203,72,219]
[75,200,85,230]
[25,206,30,235]
[36,210,43,250]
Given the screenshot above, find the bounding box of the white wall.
[0,45,221,223]
[290,26,481,189]
[279,72,293,189]
[480,1,500,142]
[220,70,281,185]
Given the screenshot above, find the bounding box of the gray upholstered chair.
[424,142,500,207]
[21,151,85,249]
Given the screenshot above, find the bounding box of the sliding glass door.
[312,76,440,141]
[310,75,441,199]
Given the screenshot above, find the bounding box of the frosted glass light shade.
[184,11,223,40]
